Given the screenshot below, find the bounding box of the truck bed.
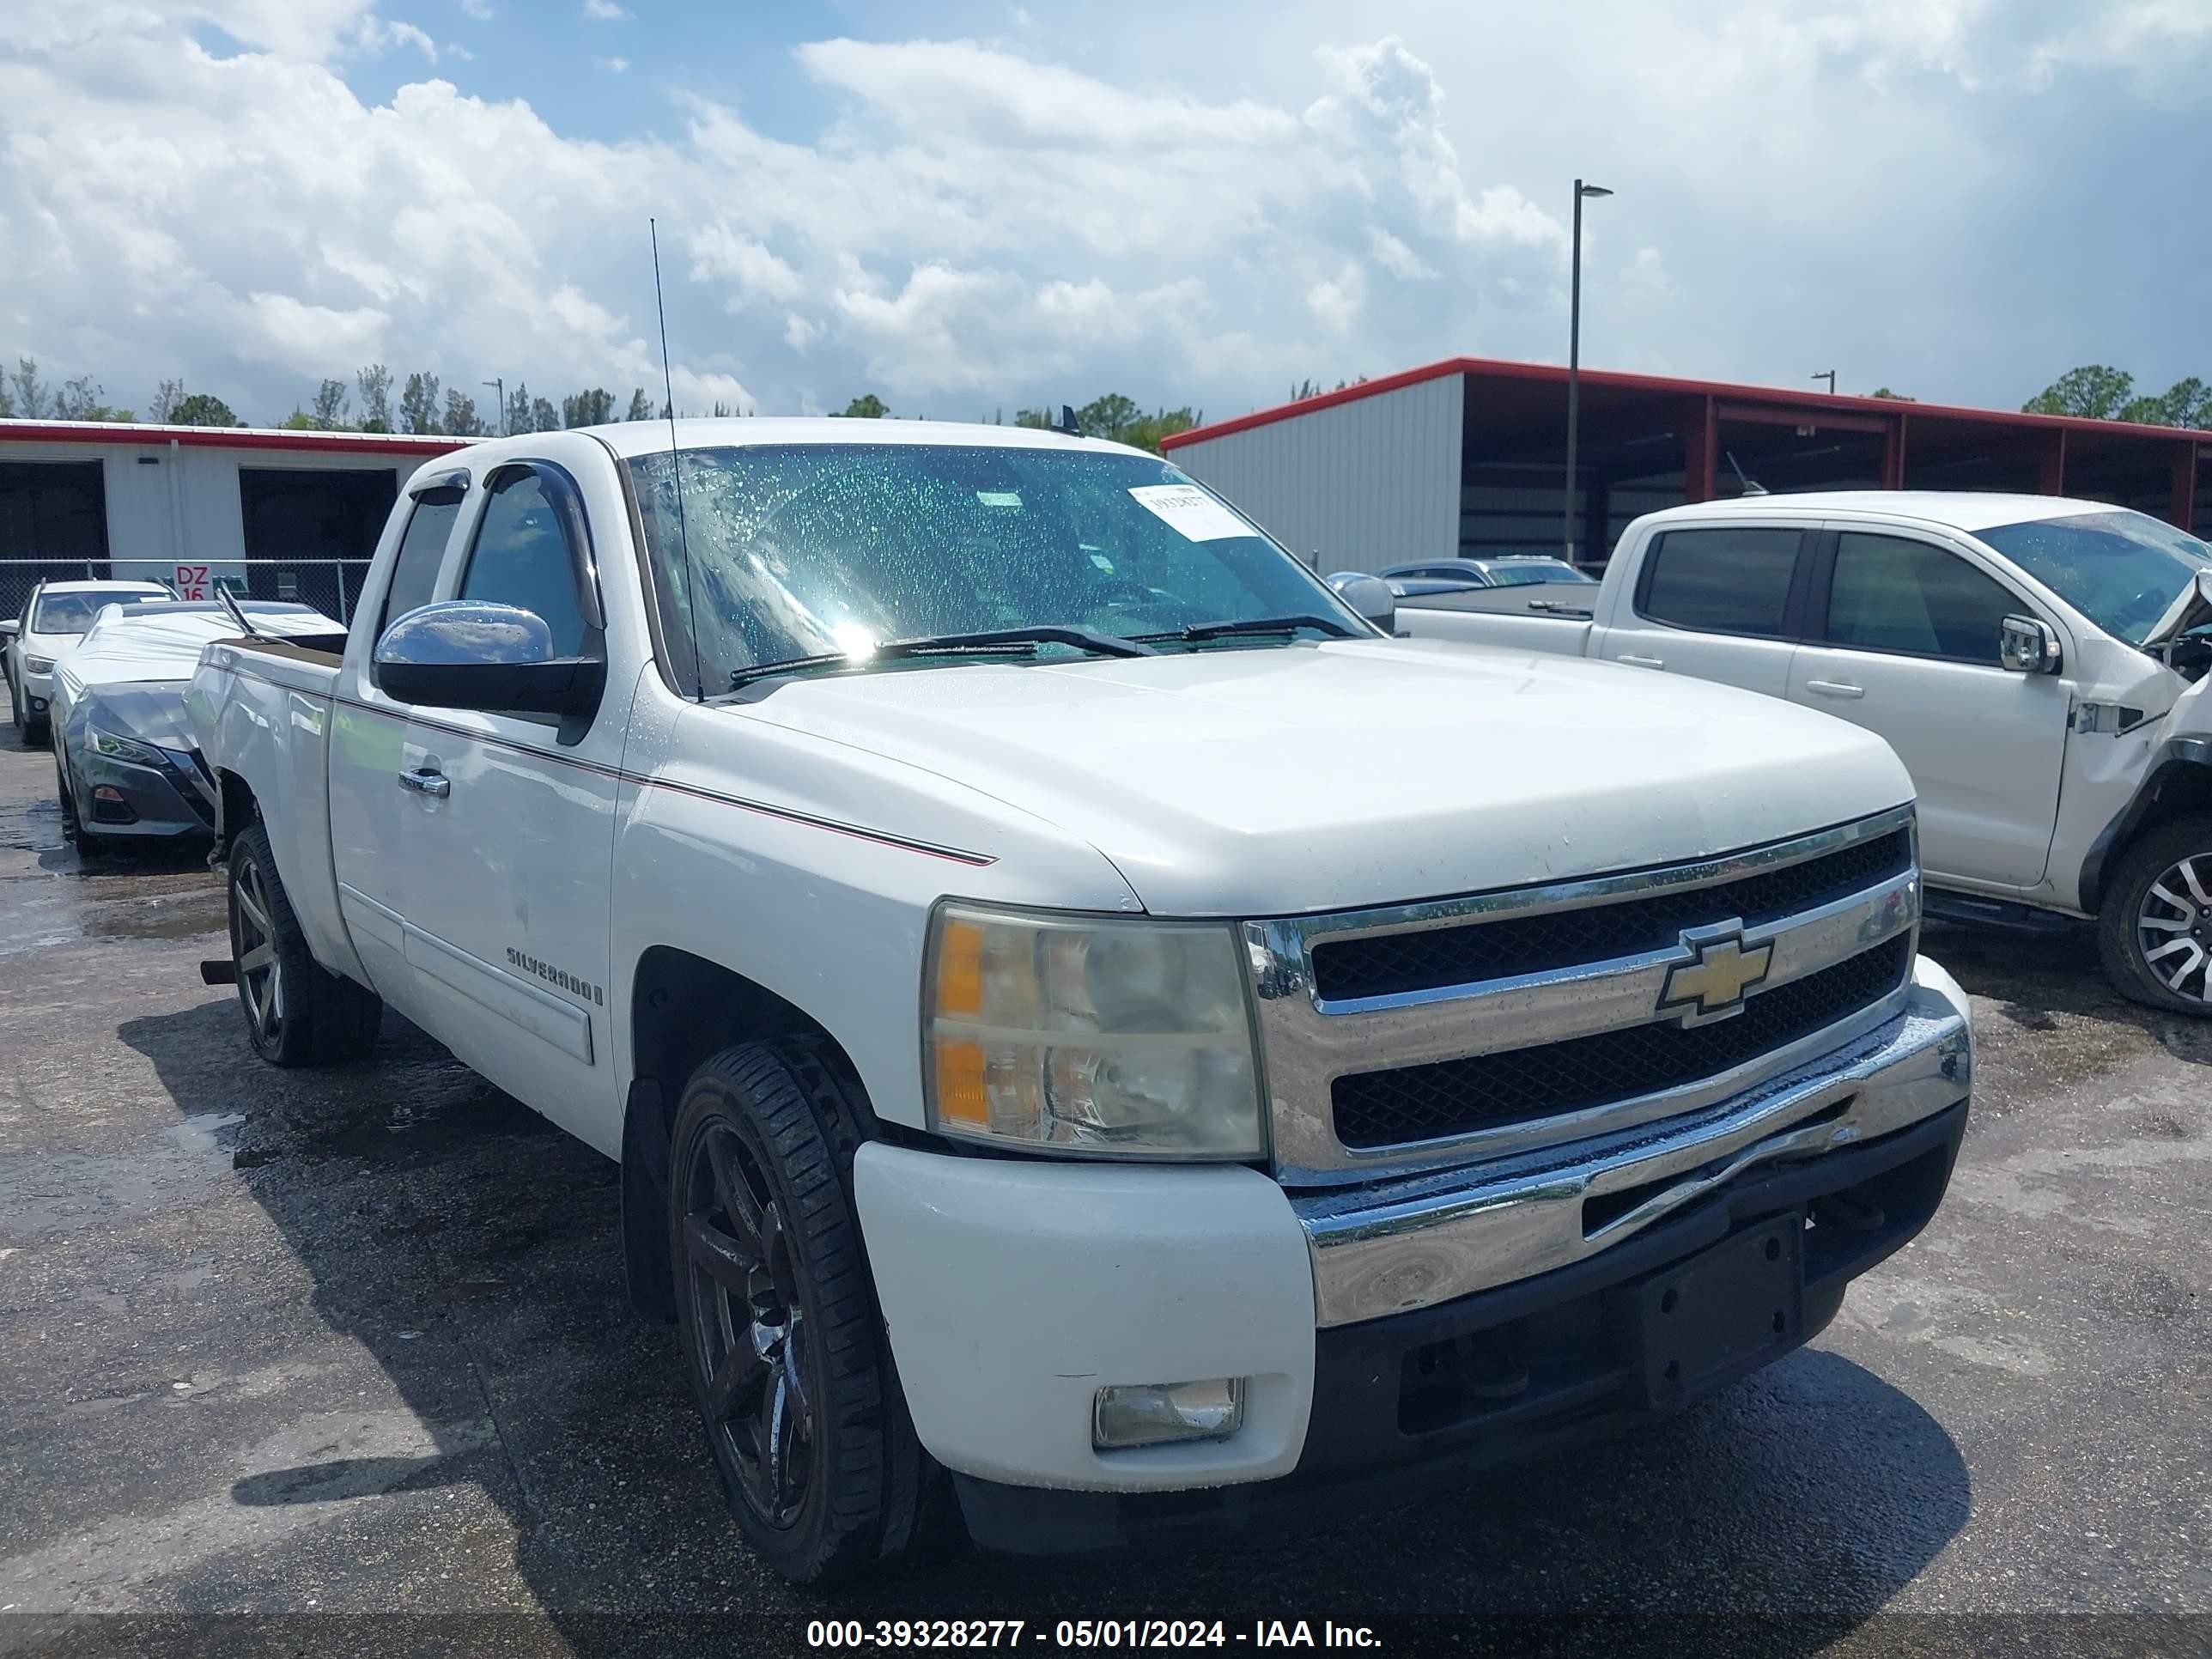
[1395,590,1596,653]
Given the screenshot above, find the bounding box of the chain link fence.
[1,561,372,629]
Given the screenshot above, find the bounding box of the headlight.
[89,726,164,766]
[24,655,54,674]
[922,902,1266,1159]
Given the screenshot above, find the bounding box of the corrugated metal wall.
[1167,374,1465,573]
[0,439,430,576]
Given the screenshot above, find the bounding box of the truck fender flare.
[2077,738,2212,914]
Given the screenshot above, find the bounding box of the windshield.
[31,589,167,635]
[1976,511,2212,646]
[1482,561,1595,587]
[627,443,1364,686]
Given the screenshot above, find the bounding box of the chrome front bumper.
[1294,957,1972,1328]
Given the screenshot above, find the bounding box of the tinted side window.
[380,495,459,637]
[458,470,588,657]
[1640,527,1803,635]
[1825,533,2018,665]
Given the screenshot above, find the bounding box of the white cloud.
[600,54,628,72]
[355,16,437,60]
[583,0,629,17]
[457,0,491,18]
[1,3,2207,428]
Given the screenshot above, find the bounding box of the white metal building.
[1163,356,2212,574]
[0,419,471,623]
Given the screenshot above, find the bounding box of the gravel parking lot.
[0,735,2204,1656]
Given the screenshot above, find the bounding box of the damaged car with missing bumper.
[189,420,1972,1583]
[52,599,340,850]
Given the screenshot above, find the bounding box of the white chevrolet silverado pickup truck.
[189,422,1972,1584]
[1399,493,2212,1014]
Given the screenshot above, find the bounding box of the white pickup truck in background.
[188,422,1972,1583]
[1397,493,2212,1014]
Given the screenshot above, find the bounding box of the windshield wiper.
[1135,614,1364,644]
[723,624,1156,690]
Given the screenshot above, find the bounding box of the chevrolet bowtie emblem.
[1657,924,1773,1024]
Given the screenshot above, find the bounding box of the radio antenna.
[650,217,707,701]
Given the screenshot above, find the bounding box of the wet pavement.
[0,734,2205,1656]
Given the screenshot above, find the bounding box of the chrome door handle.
[1617,653,1665,670]
[1804,679,1865,700]
[398,767,450,799]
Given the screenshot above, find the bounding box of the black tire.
[2097,815,2212,1016]
[667,1039,937,1586]
[227,820,385,1065]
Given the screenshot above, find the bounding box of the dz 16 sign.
[174,564,211,600]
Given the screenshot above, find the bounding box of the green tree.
[1076,392,1140,441]
[839,392,889,418]
[55,374,132,421]
[504,382,533,436]
[169,392,240,426]
[1123,406,1199,453]
[2118,377,2210,428]
[530,396,559,432]
[398,372,442,434]
[13,358,50,419]
[624,387,655,422]
[0,378,13,418]
[1867,387,1916,401]
[312,378,351,428]
[441,386,483,437]
[356,364,393,432]
[562,387,615,428]
[1012,407,1054,428]
[2024,364,2134,419]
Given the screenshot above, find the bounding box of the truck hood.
[737,639,1916,916]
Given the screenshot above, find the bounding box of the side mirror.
[1325,572,1396,635]
[1999,614,2062,675]
[374,601,604,718]
[0,620,16,641]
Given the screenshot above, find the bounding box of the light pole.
[1812,369,1837,396]
[1564,179,1613,562]
[483,378,505,436]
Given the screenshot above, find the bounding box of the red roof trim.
[1158,356,2212,452]
[0,420,471,457]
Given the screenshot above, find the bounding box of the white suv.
[5,579,175,744]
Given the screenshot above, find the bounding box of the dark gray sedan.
[51,600,342,850]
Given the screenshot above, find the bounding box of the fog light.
[1091,1378,1245,1450]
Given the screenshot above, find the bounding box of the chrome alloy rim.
[2136,853,2212,1002]
[234,853,285,1042]
[682,1121,813,1526]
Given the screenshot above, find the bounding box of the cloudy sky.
[2,0,2208,429]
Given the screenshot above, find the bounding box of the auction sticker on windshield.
[1128,483,1252,542]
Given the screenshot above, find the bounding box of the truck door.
[1592,524,1813,700]
[1785,526,2069,889]
[390,459,626,1154]
[330,474,464,1006]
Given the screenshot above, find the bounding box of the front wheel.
[667,1039,937,1585]
[2098,816,2212,1014]
[228,821,385,1065]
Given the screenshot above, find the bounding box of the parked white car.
[1395,492,2212,1012]
[191,422,1972,1582]
[5,579,175,744]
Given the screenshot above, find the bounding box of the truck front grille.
[1332,934,1913,1150]
[1244,806,1922,1182]
[1311,828,1911,1002]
